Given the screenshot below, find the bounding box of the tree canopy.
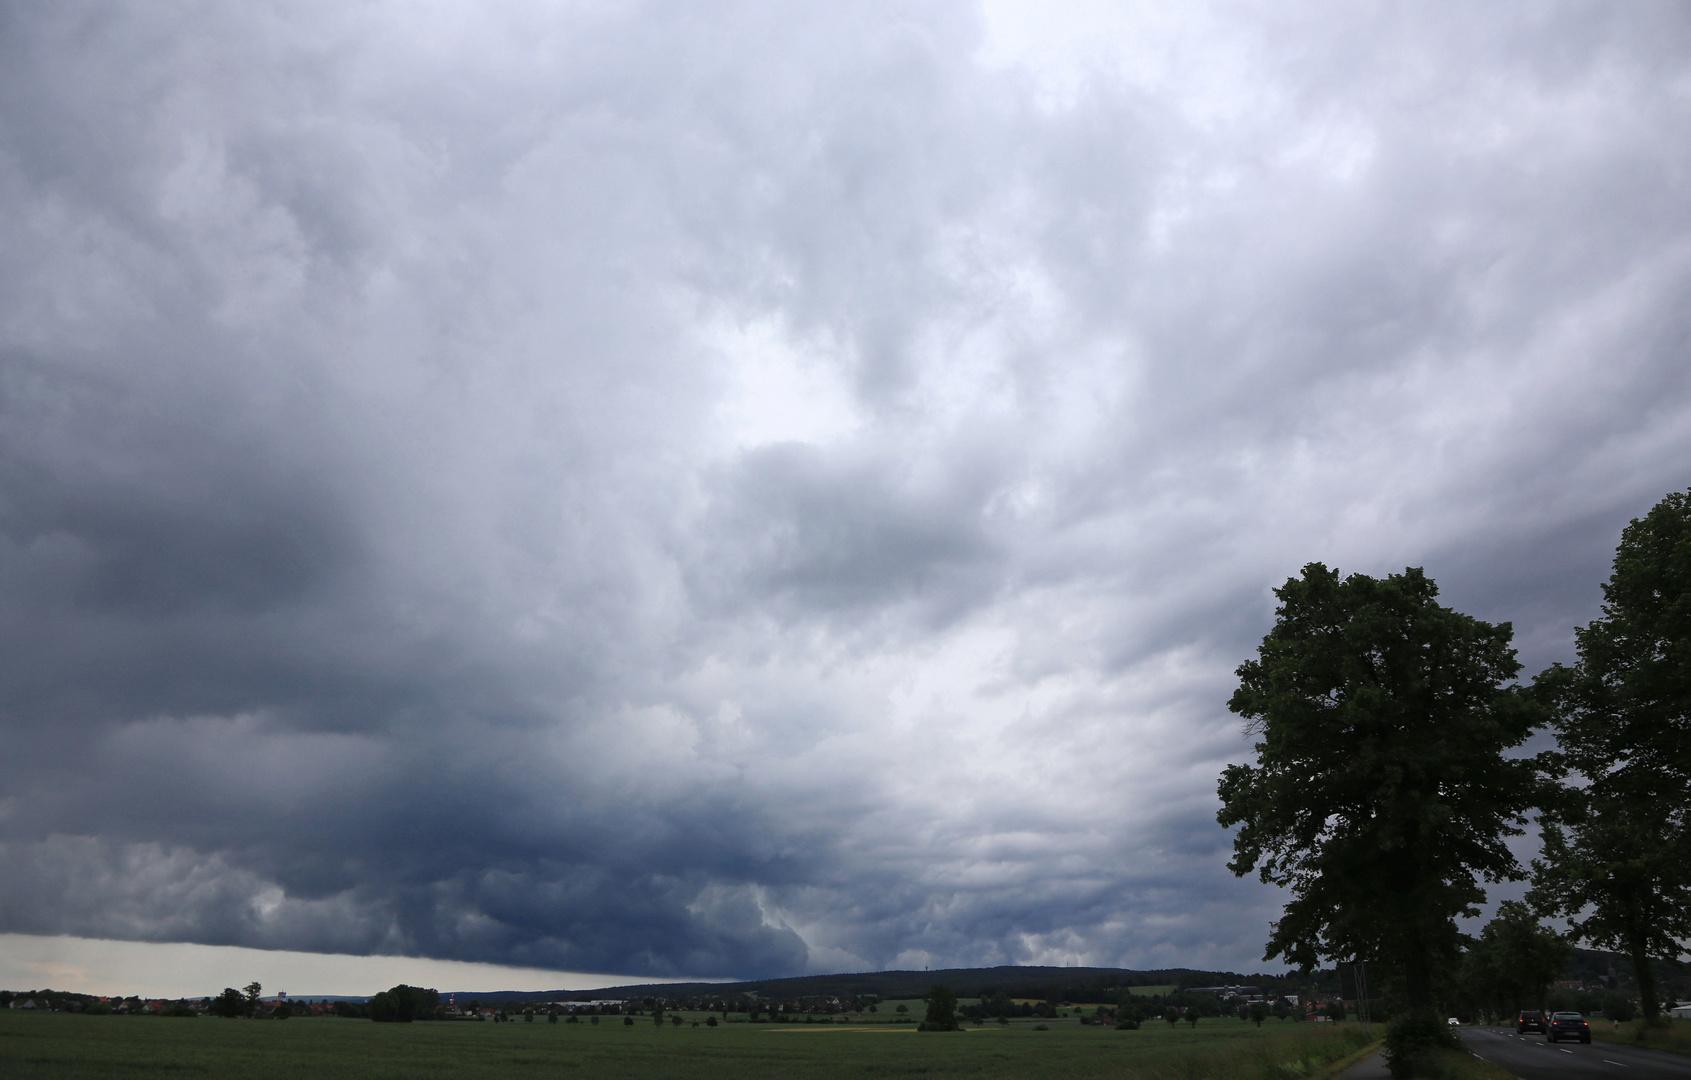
[1217,564,1541,1011]
[1461,900,1571,1019]
[918,985,960,1031]
[369,984,438,1023]
[1530,489,1691,1022]
[208,987,250,1018]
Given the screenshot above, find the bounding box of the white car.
[1447,1018,1460,1026]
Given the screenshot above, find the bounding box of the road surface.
[1457,1025,1691,1079]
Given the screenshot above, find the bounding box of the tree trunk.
[1403,948,1433,1012]
[1630,934,1659,1023]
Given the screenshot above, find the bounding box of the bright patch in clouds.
[0,936,683,999]
[709,314,862,450]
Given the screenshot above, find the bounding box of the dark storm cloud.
[2,0,1690,980]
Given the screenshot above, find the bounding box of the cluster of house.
[438,997,628,1020]
[6,994,352,1017]
[7,996,179,1014]
[1189,984,1339,1022]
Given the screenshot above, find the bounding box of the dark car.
[1547,1011,1591,1044]
[1516,1009,1545,1034]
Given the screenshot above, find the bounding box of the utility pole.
[1354,961,1371,1036]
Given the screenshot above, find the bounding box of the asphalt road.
[1459,1025,1691,1079]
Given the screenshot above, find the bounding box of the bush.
[1385,1009,1459,1078]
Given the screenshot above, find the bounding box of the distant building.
[1187,986,1259,1000]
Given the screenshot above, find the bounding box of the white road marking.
[1602,1060,1626,1067]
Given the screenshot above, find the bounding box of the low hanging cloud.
[1,1,1689,980]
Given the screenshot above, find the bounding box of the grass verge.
[1589,1016,1691,1056]
[1306,1038,1380,1080]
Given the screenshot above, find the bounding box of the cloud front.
[2,1,1690,978]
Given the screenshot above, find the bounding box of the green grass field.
[0,1011,1373,1080]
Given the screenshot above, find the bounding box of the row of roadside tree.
[1218,488,1691,1073]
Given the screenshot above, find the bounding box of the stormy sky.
[2,1,1690,987]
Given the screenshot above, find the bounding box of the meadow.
[0,1010,1375,1080]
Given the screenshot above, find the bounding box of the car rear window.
[1553,1013,1582,1019]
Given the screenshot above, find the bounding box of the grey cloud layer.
[1,1,1689,978]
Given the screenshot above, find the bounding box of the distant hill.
[448,965,1307,1004]
[1565,947,1691,998]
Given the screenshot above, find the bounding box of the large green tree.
[918,985,960,1032]
[1461,900,1571,1020]
[1530,490,1691,1023]
[208,987,249,1018]
[1218,564,1541,1012]
[368,984,438,1023]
